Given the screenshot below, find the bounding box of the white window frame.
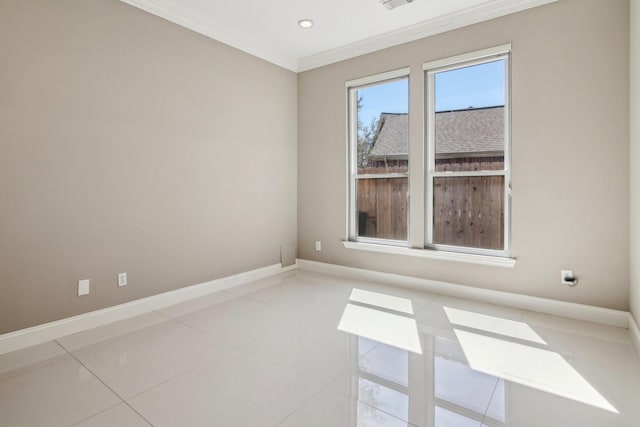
[346,68,410,246]
[424,45,512,258]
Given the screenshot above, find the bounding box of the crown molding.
[297,0,557,71]
[121,0,557,73]
[119,0,298,71]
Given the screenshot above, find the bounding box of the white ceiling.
[121,0,557,72]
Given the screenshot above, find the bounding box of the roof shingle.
[367,106,504,160]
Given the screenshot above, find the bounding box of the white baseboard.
[0,262,296,356]
[297,259,629,328]
[2,258,633,356]
[630,313,640,357]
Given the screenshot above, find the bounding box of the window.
[346,46,512,261]
[425,48,510,256]
[347,69,409,244]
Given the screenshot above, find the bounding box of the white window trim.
[343,47,516,265]
[345,67,411,89]
[424,47,512,258]
[346,67,411,244]
[342,241,516,268]
[422,44,511,71]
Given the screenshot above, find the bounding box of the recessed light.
[298,19,314,29]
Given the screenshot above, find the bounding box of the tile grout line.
[479,340,516,427]
[53,340,155,427]
[297,359,421,427]
[52,318,242,404]
[123,345,240,401]
[357,396,420,426]
[153,297,317,373]
[273,382,336,426]
[155,310,232,339]
[67,402,126,427]
[479,376,501,427]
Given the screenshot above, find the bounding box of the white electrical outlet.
[118,272,127,287]
[560,270,577,286]
[315,241,322,251]
[78,279,90,296]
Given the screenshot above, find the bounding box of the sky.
[357,59,505,127]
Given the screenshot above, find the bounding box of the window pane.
[433,176,504,250]
[357,177,407,240]
[355,79,409,175]
[351,75,409,243]
[434,60,505,172]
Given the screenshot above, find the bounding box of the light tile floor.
[1,270,639,426]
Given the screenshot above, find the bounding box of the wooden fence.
[357,169,504,249]
[432,175,504,250]
[357,177,408,240]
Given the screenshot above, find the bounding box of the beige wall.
[298,0,630,310]
[0,0,297,334]
[631,0,640,321]
[0,0,632,335]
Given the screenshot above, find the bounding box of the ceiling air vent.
[381,0,413,10]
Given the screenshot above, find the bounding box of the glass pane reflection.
[337,292,507,427]
[435,406,484,427]
[360,343,409,388]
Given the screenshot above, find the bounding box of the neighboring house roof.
[368,113,408,159]
[367,106,504,160]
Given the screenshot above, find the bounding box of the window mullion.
[431,171,506,178]
[425,70,436,247]
[356,174,409,180]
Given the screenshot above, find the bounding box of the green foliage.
[357,96,379,168]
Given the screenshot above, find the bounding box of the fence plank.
[433,175,504,250]
[357,178,407,240]
[356,160,504,249]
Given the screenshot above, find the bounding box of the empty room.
[1,0,639,425]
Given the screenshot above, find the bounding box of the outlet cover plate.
[78,279,90,296]
[560,270,574,284]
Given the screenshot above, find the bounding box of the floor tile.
[0,352,120,427]
[521,311,631,345]
[57,312,168,352]
[0,340,66,378]
[129,350,326,427]
[328,338,500,426]
[223,271,298,298]
[277,387,416,427]
[73,403,150,426]
[156,290,238,319]
[417,296,525,335]
[484,380,640,427]
[434,406,485,427]
[2,270,638,426]
[499,314,640,415]
[244,276,348,316]
[294,271,437,311]
[65,318,233,399]
[241,322,353,383]
[175,296,286,347]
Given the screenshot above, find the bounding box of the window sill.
[342,241,516,268]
